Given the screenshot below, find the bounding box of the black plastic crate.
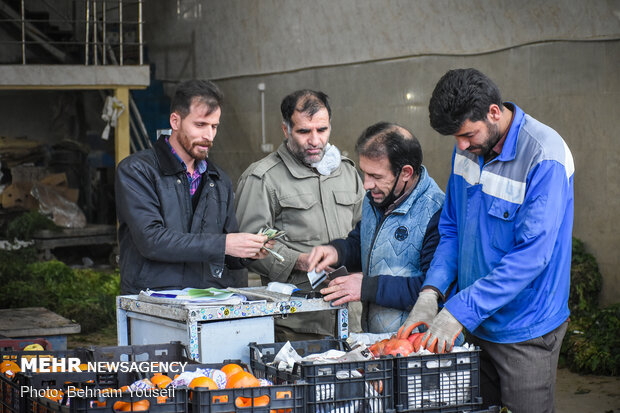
[1,347,92,413]
[13,343,194,413]
[393,349,482,412]
[250,339,394,412]
[0,373,21,413]
[249,339,348,385]
[92,342,191,388]
[92,342,188,364]
[29,387,187,413]
[186,360,305,412]
[191,384,304,413]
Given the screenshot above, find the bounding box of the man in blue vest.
[398,68,574,412]
[307,122,444,334]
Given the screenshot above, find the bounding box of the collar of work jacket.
[277,141,349,179]
[493,102,523,163]
[154,134,222,179]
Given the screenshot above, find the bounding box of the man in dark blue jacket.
[307,122,444,333]
[115,80,271,294]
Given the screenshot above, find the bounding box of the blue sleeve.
[330,220,363,272]
[445,160,573,331]
[424,153,460,298]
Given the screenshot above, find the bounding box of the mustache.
[193,141,213,149]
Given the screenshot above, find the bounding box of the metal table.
[116,288,349,363]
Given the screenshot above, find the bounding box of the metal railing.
[0,0,144,65]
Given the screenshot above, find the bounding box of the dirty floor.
[555,367,619,413]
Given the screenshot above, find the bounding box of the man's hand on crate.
[397,289,439,339]
[420,308,463,353]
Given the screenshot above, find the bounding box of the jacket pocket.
[487,198,519,252]
[278,193,320,242]
[333,190,360,229]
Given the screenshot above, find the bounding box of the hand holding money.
[257,227,286,262]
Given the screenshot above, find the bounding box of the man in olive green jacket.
[235,89,364,339]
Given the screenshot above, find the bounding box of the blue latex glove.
[421,307,463,353]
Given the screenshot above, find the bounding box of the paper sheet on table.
[139,288,246,305]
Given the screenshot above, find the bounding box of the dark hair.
[170,79,223,118]
[428,68,502,135]
[355,122,423,176]
[280,90,332,129]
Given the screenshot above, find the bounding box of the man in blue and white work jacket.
[398,68,574,413]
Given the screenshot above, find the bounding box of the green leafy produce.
[6,211,59,240]
[187,288,232,298]
[0,258,119,334]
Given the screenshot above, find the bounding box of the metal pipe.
[20,0,25,64]
[85,0,90,65]
[102,0,106,64]
[118,0,123,65]
[130,96,151,148]
[93,0,98,65]
[260,86,266,146]
[138,0,143,65]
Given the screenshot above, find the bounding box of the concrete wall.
[152,1,620,306]
[145,0,620,79]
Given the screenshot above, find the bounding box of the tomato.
[382,338,413,357]
[406,332,426,352]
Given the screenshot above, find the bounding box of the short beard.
[471,120,501,158]
[189,142,211,161]
[286,137,325,166]
[179,132,212,161]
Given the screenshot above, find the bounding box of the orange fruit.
[113,400,150,412]
[156,395,168,404]
[213,395,229,404]
[131,400,150,411]
[0,361,20,377]
[113,401,129,411]
[221,363,244,378]
[42,389,64,402]
[236,395,270,407]
[189,376,218,401]
[189,376,218,390]
[226,371,260,389]
[150,374,172,389]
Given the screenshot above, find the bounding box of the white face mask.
[311,143,342,176]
